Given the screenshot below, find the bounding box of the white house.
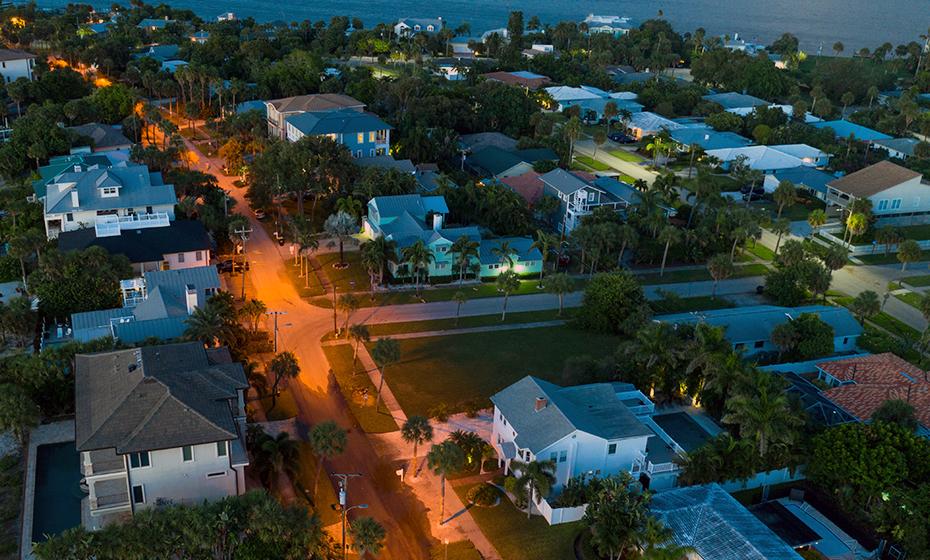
[872,137,922,160]
[539,169,647,234]
[75,343,249,529]
[582,14,633,35]
[626,111,684,140]
[394,17,443,37]
[825,160,930,223]
[0,48,36,83]
[706,145,827,174]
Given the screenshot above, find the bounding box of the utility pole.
[265,310,287,353]
[331,472,363,560]
[235,224,252,300]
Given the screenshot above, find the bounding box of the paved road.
[574,139,657,185]
[833,263,928,332]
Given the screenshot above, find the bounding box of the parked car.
[740,185,765,201]
[254,209,266,220]
[217,259,250,273]
[608,132,636,144]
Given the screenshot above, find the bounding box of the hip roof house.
[825,160,930,220]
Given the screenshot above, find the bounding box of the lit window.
[357,132,364,144]
[369,131,375,142]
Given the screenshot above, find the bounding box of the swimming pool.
[32,441,83,542]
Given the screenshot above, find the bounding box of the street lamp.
[340,504,368,559]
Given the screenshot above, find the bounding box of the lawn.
[851,224,930,245]
[649,295,735,314]
[855,250,930,265]
[608,149,645,163]
[894,290,924,310]
[348,309,570,338]
[618,172,638,183]
[283,256,327,298]
[367,326,619,416]
[452,482,581,560]
[316,250,370,292]
[256,387,299,421]
[635,263,768,285]
[294,442,341,526]
[744,241,777,262]
[834,297,921,340]
[574,155,611,171]
[323,344,399,433]
[903,274,930,287]
[682,173,741,193]
[753,194,826,222]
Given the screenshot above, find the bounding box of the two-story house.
[825,160,930,224]
[0,48,36,83]
[285,109,392,158]
[42,163,177,239]
[540,168,647,234]
[264,94,366,140]
[394,17,444,38]
[75,342,249,529]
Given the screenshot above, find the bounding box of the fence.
[535,497,587,526]
[822,226,930,256]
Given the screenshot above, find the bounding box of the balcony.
[83,449,126,477]
[89,477,131,514]
[95,212,170,237]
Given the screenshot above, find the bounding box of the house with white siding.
[825,160,930,223]
[0,48,36,83]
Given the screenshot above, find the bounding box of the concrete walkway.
[352,343,409,426]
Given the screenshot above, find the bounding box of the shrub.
[428,403,450,422]
[466,483,501,507]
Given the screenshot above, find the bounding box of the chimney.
[74,164,82,172]
[70,189,79,207]
[432,213,443,231]
[534,396,548,412]
[185,284,198,315]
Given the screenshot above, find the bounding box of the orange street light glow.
[94,77,112,87]
[9,16,26,28]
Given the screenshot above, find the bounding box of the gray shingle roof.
[68,123,133,150]
[266,93,365,114]
[670,128,752,150]
[0,48,36,61]
[539,168,591,195]
[57,219,211,265]
[286,109,392,137]
[872,137,921,157]
[703,92,770,110]
[491,376,652,454]
[75,342,247,454]
[44,164,177,215]
[356,155,416,173]
[370,194,448,220]
[650,484,803,560]
[769,166,835,195]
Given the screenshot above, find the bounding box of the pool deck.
[20,420,75,560]
[776,498,873,559]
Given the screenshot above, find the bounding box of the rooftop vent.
[534,396,548,412]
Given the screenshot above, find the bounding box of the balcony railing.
[95,212,170,237]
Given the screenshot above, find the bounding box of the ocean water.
[34,0,930,53]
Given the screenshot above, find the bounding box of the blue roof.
[511,71,546,80]
[770,166,836,194]
[670,128,752,150]
[703,92,769,110]
[811,120,892,142]
[592,176,642,205]
[285,109,392,137]
[478,237,542,265]
[44,164,176,215]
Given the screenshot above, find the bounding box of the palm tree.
[308,420,347,497]
[544,273,574,317]
[617,224,639,265]
[349,517,386,559]
[722,371,802,457]
[401,416,433,475]
[773,180,796,218]
[452,290,468,325]
[448,430,485,470]
[335,196,363,218]
[492,240,517,269]
[563,116,582,162]
[184,304,234,347]
[324,210,358,267]
[807,208,827,238]
[657,226,682,277]
[371,337,400,413]
[603,101,618,135]
[706,253,735,299]
[337,293,360,336]
[401,239,434,296]
[511,459,556,519]
[253,430,300,487]
[348,324,370,371]
[361,237,397,286]
[451,235,479,284]
[770,218,791,253]
[268,351,300,411]
[496,270,521,321]
[849,290,881,323]
[530,230,557,285]
[427,440,466,525]
[844,212,869,245]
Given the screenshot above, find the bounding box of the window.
[131,484,145,504]
[891,199,902,210]
[129,451,150,469]
[558,450,567,463]
[100,186,118,197]
[195,251,203,261]
[754,340,765,349]
[182,446,193,462]
[216,441,228,457]
[734,343,745,350]
[66,213,74,222]
[549,452,558,462]
[608,443,617,455]
[369,131,376,142]
[178,253,185,263]
[369,149,375,157]
[357,132,364,144]
[843,337,849,344]
[146,206,153,214]
[206,471,227,478]
[356,150,362,158]
[877,199,889,211]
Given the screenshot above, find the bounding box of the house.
[137,17,175,31]
[522,44,556,59]
[706,145,820,173]
[722,34,767,56]
[394,17,443,37]
[0,48,36,83]
[582,14,633,35]
[650,484,804,560]
[42,163,177,239]
[501,171,546,207]
[779,371,857,427]
[872,137,923,160]
[481,28,510,42]
[57,219,212,275]
[86,22,113,35]
[612,71,656,86]
[824,160,930,221]
[540,169,644,234]
[356,154,416,174]
[811,119,892,142]
[561,97,644,122]
[490,376,653,492]
[362,194,541,279]
[544,85,605,104]
[766,144,831,167]
[68,123,133,152]
[763,167,836,200]
[450,38,479,58]
[459,132,519,153]
[670,128,752,151]
[725,103,821,123]
[265,93,366,140]
[190,30,210,44]
[414,167,454,193]
[657,305,862,358]
[626,111,684,140]
[160,60,188,74]
[433,57,473,81]
[216,12,236,22]
[465,146,558,180]
[702,92,770,111]
[284,109,392,158]
[32,152,127,201]
[482,71,551,90]
[815,353,930,435]
[132,44,180,62]
[75,342,248,528]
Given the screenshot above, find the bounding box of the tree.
[451,235,479,284]
[833,41,844,56]
[338,293,360,336]
[844,212,869,244]
[252,430,300,487]
[268,351,300,410]
[511,459,556,519]
[349,517,386,558]
[723,370,802,457]
[849,290,881,323]
[427,440,465,525]
[544,273,574,317]
[867,85,880,108]
[184,296,242,348]
[496,270,521,321]
[371,337,400,413]
[898,239,922,271]
[584,472,650,560]
[0,384,39,446]
[401,416,433,474]
[773,180,796,218]
[360,236,397,287]
[657,225,682,277]
[324,211,358,267]
[308,420,347,497]
[577,272,650,336]
[401,239,435,297]
[593,130,607,158]
[238,299,267,334]
[348,324,370,371]
[707,253,735,299]
[822,243,848,273]
[492,240,517,268]
[872,399,919,431]
[807,208,827,237]
[530,230,557,285]
[29,247,131,318]
[563,116,582,162]
[771,218,791,254]
[452,290,468,325]
[448,430,485,469]
[841,91,856,114]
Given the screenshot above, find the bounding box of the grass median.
[323,344,399,433]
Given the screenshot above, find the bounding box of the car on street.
[608,132,636,144]
[217,259,250,273]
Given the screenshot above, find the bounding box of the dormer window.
[100,186,119,197]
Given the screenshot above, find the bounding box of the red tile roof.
[501,171,544,206]
[818,353,930,427]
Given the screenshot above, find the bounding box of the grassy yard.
[744,241,777,262]
[574,155,611,171]
[345,309,571,338]
[451,482,581,560]
[851,224,930,245]
[367,325,619,416]
[635,263,768,285]
[894,290,925,310]
[294,442,341,526]
[608,149,645,163]
[834,296,921,340]
[682,173,741,193]
[323,344,399,433]
[618,172,638,183]
[752,194,826,222]
[256,387,299,421]
[902,274,930,287]
[316,250,370,292]
[650,295,735,314]
[855,250,930,265]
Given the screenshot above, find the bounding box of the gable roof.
[75,342,247,454]
[703,92,770,110]
[670,128,752,150]
[769,166,836,195]
[466,146,528,176]
[482,71,551,89]
[68,123,133,150]
[0,48,36,61]
[705,145,805,171]
[459,132,519,152]
[818,353,930,428]
[266,93,365,114]
[57,219,211,264]
[650,484,803,560]
[539,168,594,195]
[501,171,545,205]
[286,109,392,136]
[629,111,684,133]
[872,137,921,157]
[370,194,448,221]
[356,155,416,173]
[544,85,605,102]
[826,160,923,198]
[491,376,652,453]
[811,120,892,142]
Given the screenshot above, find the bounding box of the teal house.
[362,194,542,281]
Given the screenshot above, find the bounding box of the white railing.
[95,212,170,237]
[646,461,679,474]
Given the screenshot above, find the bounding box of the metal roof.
[670,128,752,150]
[703,92,770,110]
[44,164,177,215]
[286,109,392,136]
[811,120,892,142]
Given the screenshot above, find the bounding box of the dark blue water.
[33,0,930,53]
[32,442,83,542]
